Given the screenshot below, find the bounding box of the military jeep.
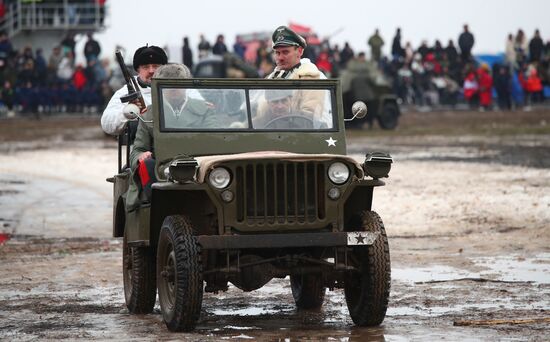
[108,78,393,332]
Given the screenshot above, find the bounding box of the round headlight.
[208,167,231,189]
[328,162,350,185]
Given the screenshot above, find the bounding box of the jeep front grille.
[235,162,326,225]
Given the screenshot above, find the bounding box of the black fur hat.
[132,45,168,70]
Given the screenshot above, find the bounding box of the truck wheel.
[377,102,399,130]
[290,274,326,309]
[122,229,156,314]
[157,215,203,332]
[344,210,391,326]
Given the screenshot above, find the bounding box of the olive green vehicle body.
[108,78,392,329]
[111,79,385,246]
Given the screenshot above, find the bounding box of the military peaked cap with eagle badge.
[272,26,307,49]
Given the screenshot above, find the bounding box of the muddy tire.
[122,229,156,314]
[377,102,399,130]
[290,274,326,309]
[157,215,203,332]
[344,210,391,326]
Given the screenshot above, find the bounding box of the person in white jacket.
[101,45,167,135]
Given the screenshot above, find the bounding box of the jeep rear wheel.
[344,210,391,326]
[290,274,326,309]
[157,215,203,332]
[122,228,156,314]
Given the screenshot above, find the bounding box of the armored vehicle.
[193,53,260,79]
[108,78,393,331]
[340,59,400,129]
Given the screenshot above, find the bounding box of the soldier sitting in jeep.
[252,88,330,129]
[127,63,222,211]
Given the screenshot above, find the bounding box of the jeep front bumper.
[197,231,379,250]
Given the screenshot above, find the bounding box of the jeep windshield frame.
[151,78,347,159]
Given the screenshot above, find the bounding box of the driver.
[266,89,293,118]
[252,89,292,128]
[253,89,315,129]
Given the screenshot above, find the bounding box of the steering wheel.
[263,114,314,129]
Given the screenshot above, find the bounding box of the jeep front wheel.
[290,274,326,309]
[157,215,203,332]
[122,228,156,314]
[344,210,391,326]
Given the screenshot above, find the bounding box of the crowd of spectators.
[0,31,114,117]
[183,26,549,111]
[371,26,550,110]
[1,24,549,117]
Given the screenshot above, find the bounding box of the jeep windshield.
[158,86,335,131]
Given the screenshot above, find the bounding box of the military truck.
[108,78,393,331]
[340,58,400,129]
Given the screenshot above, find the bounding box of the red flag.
[138,160,150,186]
[0,233,10,244]
[288,22,312,35]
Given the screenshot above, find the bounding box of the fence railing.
[0,0,106,37]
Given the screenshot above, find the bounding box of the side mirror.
[344,101,368,122]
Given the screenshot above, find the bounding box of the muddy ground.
[0,109,549,341]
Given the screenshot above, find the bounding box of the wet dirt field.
[1,110,549,341]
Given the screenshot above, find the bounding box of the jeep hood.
[195,151,364,183]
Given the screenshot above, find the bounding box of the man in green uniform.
[126,63,216,211]
[368,29,384,62]
[159,87,219,130]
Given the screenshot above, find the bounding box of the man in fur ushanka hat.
[101,45,168,135]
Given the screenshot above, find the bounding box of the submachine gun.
[115,50,146,172]
[115,50,146,108]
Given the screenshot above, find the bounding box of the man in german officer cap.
[267,25,326,80]
[101,45,168,135]
[266,26,330,127]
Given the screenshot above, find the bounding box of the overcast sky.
[92,0,549,63]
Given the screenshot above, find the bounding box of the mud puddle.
[1,238,548,341]
[1,116,549,340]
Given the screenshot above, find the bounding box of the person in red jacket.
[518,64,543,108]
[477,64,493,110]
[315,50,333,77]
[526,66,543,104]
[72,65,87,90]
[463,68,478,108]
